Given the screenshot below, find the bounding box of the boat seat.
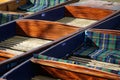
[33,54,120,75]
[0,13,24,25]
[73,29,120,64]
[26,0,48,12]
[19,0,66,12]
[18,0,35,11]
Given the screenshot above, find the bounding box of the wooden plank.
[0,3,8,11]
[7,0,26,11]
[0,0,10,3]
[16,19,79,40]
[31,58,120,80]
[0,50,15,62]
[65,6,114,20]
[89,29,120,36]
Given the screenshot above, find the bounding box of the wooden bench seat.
[31,55,120,79]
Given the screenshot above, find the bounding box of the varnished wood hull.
[0,0,120,78]
[1,10,120,80]
[31,59,120,80]
[0,19,79,76]
[30,14,120,79]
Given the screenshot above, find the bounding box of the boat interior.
[0,0,73,25]
[29,13,120,79]
[0,19,79,62]
[27,4,116,28]
[0,0,120,80]
[1,9,120,80]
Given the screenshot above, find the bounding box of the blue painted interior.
[0,8,120,79]
[1,60,40,80]
[0,22,16,42]
[26,7,65,21]
[93,14,120,29]
[41,32,85,58]
[39,14,120,58]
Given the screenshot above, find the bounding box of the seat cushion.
[86,30,120,50]
[18,0,35,11]
[73,46,98,58]
[34,54,120,75]
[0,13,24,25]
[89,49,120,64]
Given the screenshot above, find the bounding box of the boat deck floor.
[0,36,51,56]
[57,17,97,28]
[68,56,120,71]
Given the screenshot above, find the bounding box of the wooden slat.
[0,3,8,11]
[0,0,10,3]
[7,0,27,11]
[88,29,120,36]
[0,50,15,62]
[16,19,79,40]
[65,6,114,20]
[31,58,120,80]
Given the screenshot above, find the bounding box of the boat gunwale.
[31,58,120,80]
[0,9,120,66]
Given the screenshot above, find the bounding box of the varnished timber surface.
[32,75,59,80]
[0,0,10,3]
[0,0,26,11]
[0,50,15,62]
[88,29,120,36]
[31,59,120,80]
[0,3,7,11]
[69,56,120,71]
[16,19,79,40]
[57,17,97,28]
[65,6,114,20]
[7,0,27,11]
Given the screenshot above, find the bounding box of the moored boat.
[0,0,78,25]
[26,3,118,28]
[30,13,120,79]
[1,12,120,80]
[0,0,120,78]
[0,18,79,76]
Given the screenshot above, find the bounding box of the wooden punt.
[0,0,119,77]
[0,0,78,25]
[30,14,120,80]
[0,0,78,12]
[26,3,117,29]
[0,11,30,25]
[1,12,120,80]
[0,19,79,76]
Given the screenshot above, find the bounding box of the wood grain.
[0,50,15,62]
[16,19,79,40]
[31,58,120,80]
[89,29,120,36]
[65,6,114,20]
